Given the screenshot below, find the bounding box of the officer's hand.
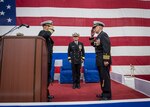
[49,26,54,30]
[81,59,84,63]
[104,61,109,66]
[69,60,71,63]
[49,26,55,33]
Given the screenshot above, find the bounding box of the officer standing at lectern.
[38,20,54,101]
[89,21,112,100]
[68,33,85,89]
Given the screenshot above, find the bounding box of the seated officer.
[68,33,85,89]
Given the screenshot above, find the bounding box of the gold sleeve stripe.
[90,39,94,43]
[89,37,94,40]
[68,57,71,60]
[103,54,110,60]
[49,29,54,33]
[82,57,85,59]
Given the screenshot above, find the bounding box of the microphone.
[19,24,30,28]
[1,24,29,36]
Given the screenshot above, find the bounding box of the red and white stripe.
[0,0,150,75]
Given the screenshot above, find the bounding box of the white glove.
[104,61,109,66]
[69,60,71,63]
[81,59,84,63]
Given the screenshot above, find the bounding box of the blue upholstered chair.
[84,58,100,83]
[60,59,73,83]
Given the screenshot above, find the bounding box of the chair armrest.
[60,67,63,72]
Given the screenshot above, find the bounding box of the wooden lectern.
[0,36,48,102]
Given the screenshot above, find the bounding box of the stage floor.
[49,80,149,102]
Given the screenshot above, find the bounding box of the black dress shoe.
[76,84,80,89]
[100,97,111,100]
[48,95,54,99]
[96,94,103,98]
[72,84,76,89]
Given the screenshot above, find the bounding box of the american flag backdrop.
[0,0,150,75]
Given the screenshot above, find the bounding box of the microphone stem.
[1,26,22,36]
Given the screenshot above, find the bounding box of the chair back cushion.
[84,58,97,70]
[62,59,72,70]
